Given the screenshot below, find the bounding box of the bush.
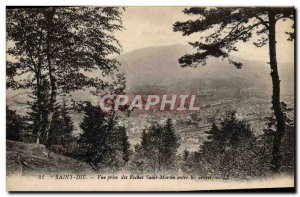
[6,106,24,141]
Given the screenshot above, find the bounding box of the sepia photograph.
[5,5,295,191]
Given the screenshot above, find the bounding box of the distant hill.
[117,44,294,95]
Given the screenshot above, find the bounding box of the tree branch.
[255,15,269,29]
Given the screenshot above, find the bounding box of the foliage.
[7,7,124,144]
[26,74,51,144]
[173,7,294,68]
[162,118,180,169]
[7,7,124,91]
[182,108,295,179]
[130,119,180,173]
[46,100,76,156]
[76,102,130,171]
[6,106,25,141]
[258,102,295,174]
[183,111,259,179]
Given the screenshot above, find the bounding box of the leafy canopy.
[7,7,124,93]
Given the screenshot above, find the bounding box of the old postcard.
[6,6,295,191]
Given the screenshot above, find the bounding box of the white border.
[0,0,298,196]
[1,0,298,6]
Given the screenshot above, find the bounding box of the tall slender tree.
[27,74,50,144]
[117,126,130,164]
[173,7,294,172]
[140,123,164,172]
[162,118,180,169]
[7,8,50,143]
[78,102,109,166]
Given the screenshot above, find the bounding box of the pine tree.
[140,123,164,172]
[51,100,74,134]
[197,122,224,175]
[198,111,258,178]
[77,102,109,166]
[173,7,294,172]
[103,125,131,170]
[46,100,75,154]
[77,101,131,171]
[118,126,130,164]
[183,149,189,162]
[140,120,180,172]
[162,118,180,170]
[128,144,146,173]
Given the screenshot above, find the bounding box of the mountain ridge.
[116,44,293,94]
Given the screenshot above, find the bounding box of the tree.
[197,111,258,179]
[117,126,130,164]
[140,119,180,172]
[26,74,51,144]
[103,125,131,170]
[140,123,164,172]
[77,101,130,171]
[46,100,75,155]
[7,7,124,144]
[128,144,147,173]
[258,102,295,173]
[6,106,24,141]
[162,118,180,169]
[7,8,51,143]
[173,7,294,172]
[183,149,189,162]
[77,102,109,167]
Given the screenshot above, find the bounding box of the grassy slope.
[6,140,92,176]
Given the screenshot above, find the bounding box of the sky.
[115,7,294,64]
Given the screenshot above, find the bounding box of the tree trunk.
[35,69,42,144]
[45,7,58,142]
[32,57,43,144]
[268,11,286,173]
